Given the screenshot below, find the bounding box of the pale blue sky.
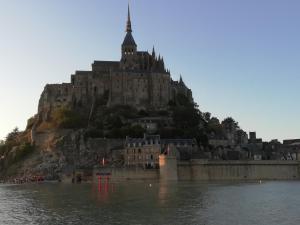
[0,0,299,141]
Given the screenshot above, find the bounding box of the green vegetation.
[81,92,242,146]
[38,92,242,147]
[85,104,145,139]
[106,125,145,139]
[52,107,87,129]
[5,127,20,146]
[164,93,207,145]
[12,143,35,163]
[0,127,35,176]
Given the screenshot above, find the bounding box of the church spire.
[122,2,137,58]
[126,3,132,33]
[152,46,156,58]
[179,75,183,83]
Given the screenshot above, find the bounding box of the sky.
[0,0,299,142]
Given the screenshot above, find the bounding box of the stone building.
[124,134,198,167]
[38,5,193,119]
[161,138,198,160]
[124,134,161,168]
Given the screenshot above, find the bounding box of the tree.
[203,112,211,122]
[6,127,20,144]
[222,117,239,132]
[207,117,223,137]
[52,107,86,129]
[105,115,123,129]
[173,105,201,129]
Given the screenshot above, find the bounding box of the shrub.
[106,125,145,138]
[5,127,20,145]
[14,143,34,162]
[84,128,104,139]
[52,107,86,129]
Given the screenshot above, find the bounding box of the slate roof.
[122,32,137,47]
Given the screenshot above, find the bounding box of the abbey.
[38,6,192,117]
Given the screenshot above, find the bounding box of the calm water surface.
[0,181,300,225]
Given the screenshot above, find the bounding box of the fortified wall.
[178,160,300,181]
[93,159,300,181]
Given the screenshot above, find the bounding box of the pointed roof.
[152,46,156,57]
[122,32,137,46]
[122,3,137,47]
[126,3,132,33]
[179,75,184,84]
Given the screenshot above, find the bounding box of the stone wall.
[178,160,300,181]
[91,160,300,182]
[93,167,159,181]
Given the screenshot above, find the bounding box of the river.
[0,181,299,225]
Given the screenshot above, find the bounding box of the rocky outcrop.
[31,130,124,180]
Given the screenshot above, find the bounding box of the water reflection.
[1,181,300,225]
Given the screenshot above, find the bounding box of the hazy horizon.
[0,0,299,142]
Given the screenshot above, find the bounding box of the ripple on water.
[0,182,300,225]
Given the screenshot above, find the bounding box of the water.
[0,181,300,225]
